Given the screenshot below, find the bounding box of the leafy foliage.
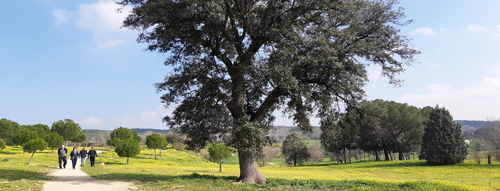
[12,129,38,146]
[0,139,6,151]
[107,127,142,147]
[164,133,186,144]
[45,133,64,153]
[0,118,20,145]
[120,0,419,183]
[71,133,87,143]
[22,138,48,165]
[282,133,310,166]
[27,124,51,140]
[51,119,81,144]
[114,139,141,164]
[420,106,468,165]
[146,133,168,159]
[208,143,233,172]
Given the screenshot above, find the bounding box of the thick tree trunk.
[375,151,380,161]
[52,148,54,153]
[127,157,129,165]
[219,161,222,172]
[383,146,389,161]
[399,151,404,160]
[29,152,35,165]
[238,151,266,184]
[488,155,492,164]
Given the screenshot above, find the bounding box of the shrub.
[0,139,6,150]
[173,142,186,151]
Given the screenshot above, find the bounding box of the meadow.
[1,146,499,190]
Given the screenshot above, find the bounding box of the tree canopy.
[208,143,233,172]
[23,138,48,165]
[12,129,38,146]
[114,139,141,165]
[145,133,168,159]
[107,127,142,147]
[45,133,64,153]
[420,106,468,165]
[51,119,82,145]
[282,133,310,166]
[0,118,20,145]
[119,0,419,184]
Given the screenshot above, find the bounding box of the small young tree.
[208,143,232,172]
[23,138,48,165]
[145,133,168,159]
[420,106,468,165]
[308,142,324,164]
[45,133,64,153]
[115,139,141,164]
[282,133,310,166]
[0,139,6,151]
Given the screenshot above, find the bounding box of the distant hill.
[454,120,486,128]
[130,128,171,135]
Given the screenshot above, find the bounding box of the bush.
[173,142,186,151]
[0,139,6,150]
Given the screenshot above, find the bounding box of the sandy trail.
[43,150,134,191]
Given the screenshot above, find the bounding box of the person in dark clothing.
[80,147,88,167]
[88,147,98,167]
[57,145,68,169]
[70,147,79,169]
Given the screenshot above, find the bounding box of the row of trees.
[319,101,468,165]
[0,118,88,165]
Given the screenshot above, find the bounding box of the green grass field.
[1,146,499,190]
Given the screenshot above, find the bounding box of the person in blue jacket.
[80,147,88,167]
[70,147,80,169]
[88,147,98,167]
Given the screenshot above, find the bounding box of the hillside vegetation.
[80,148,499,190]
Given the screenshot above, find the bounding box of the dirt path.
[43,150,134,191]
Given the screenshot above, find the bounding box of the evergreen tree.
[282,133,310,166]
[45,133,64,153]
[107,127,142,147]
[145,133,168,159]
[51,119,82,146]
[420,106,468,165]
[115,139,141,165]
[23,138,48,165]
[208,143,233,172]
[0,118,20,145]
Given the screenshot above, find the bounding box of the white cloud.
[141,111,158,121]
[425,83,453,92]
[52,9,71,26]
[399,74,500,120]
[98,39,125,49]
[74,1,130,33]
[464,24,489,32]
[77,116,104,127]
[51,1,133,49]
[411,28,436,36]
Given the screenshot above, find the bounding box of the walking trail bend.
[42,150,134,191]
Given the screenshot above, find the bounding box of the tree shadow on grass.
[0,151,16,155]
[0,169,51,181]
[89,172,238,183]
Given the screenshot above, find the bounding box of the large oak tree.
[120,0,419,184]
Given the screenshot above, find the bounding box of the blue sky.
[1,0,499,130]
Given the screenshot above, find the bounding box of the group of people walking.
[57,145,98,169]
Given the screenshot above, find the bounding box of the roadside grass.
[0,146,112,191]
[81,148,500,190]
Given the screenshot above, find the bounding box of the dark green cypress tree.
[420,106,468,165]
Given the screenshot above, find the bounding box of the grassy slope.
[81,148,500,190]
[0,146,112,191]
